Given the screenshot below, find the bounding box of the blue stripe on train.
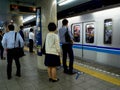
[73,44,120,55]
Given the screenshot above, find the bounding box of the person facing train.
[59,19,76,75]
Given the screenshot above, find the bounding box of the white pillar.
[36,0,57,70]
[11,15,23,31]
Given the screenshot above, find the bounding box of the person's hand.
[58,52,61,56]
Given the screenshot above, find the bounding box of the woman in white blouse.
[44,22,61,82]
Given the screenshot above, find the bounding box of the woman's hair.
[48,22,57,31]
[20,25,24,29]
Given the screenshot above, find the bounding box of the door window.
[85,24,94,43]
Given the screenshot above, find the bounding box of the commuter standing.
[19,25,25,56]
[2,25,24,80]
[19,25,25,41]
[59,19,75,75]
[29,28,34,53]
[0,31,5,60]
[45,22,61,82]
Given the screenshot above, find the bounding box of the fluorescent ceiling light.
[58,0,74,6]
[23,15,36,23]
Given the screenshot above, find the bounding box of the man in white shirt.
[2,24,24,80]
[29,28,34,53]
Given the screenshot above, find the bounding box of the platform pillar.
[11,15,23,31]
[36,0,57,70]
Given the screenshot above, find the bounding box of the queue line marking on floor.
[73,62,120,86]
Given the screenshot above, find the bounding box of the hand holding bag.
[41,41,46,55]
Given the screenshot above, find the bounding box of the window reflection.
[104,19,112,44]
[86,24,94,43]
[73,25,80,42]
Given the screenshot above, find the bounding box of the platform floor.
[0,51,120,90]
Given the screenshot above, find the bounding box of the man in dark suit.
[19,25,25,56]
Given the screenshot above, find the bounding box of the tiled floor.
[0,51,120,90]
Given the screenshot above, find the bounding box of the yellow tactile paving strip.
[73,63,120,86]
[24,47,120,86]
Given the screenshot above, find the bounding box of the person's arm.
[55,34,61,55]
[68,28,74,43]
[1,34,7,49]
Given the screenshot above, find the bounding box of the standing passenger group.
[44,19,76,82]
[0,19,76,81]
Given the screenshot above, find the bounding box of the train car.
[58,6,120,68]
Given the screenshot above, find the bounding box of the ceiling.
[13,0,120,19]
[57,0,120,19]
[1,0,120,26]
[19,0,120,26]
[22,0,93,22]
[9,0,92,12]
[57,0,91,12]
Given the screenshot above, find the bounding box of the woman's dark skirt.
[45,54,61,67]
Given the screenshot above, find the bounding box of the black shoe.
[23,54,26,56]
[52,78,59,82]
[8,76,12,80]
[68,71,77,75]
[49,78,52,82]
[16,74,21,77]
[1,57,5,60]
[63,70,69,74]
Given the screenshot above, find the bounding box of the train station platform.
[0,50,120,90]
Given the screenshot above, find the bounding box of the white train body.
[58,7,120,68]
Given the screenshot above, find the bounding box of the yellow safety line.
[73,63,120,86]
[23,48,120,86]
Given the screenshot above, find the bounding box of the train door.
[82,22,97,61]
[71,23,83,58]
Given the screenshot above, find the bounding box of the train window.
[72,24,80,42]
[85,24,94,43]
[104,19,112,44]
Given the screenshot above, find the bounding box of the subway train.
[58,6,120,68]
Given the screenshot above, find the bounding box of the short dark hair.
[30,28,33,32]
[62,19,68,26]
[0,31,2,34]
[20,25,23,29]
[48,22,56,31]
[8,25,14,31]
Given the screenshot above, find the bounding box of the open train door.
[82,21,97,61]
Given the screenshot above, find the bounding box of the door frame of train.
[71,23,83,58]
[82,21,97,61]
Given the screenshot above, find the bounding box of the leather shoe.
[63,69,69,74]
[52,78,59,82]
[49,78,52,81]
[16,74,21,77]
[68,71,77,75]
[8,76,12,80]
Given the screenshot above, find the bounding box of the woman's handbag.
[41,41,46,55]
